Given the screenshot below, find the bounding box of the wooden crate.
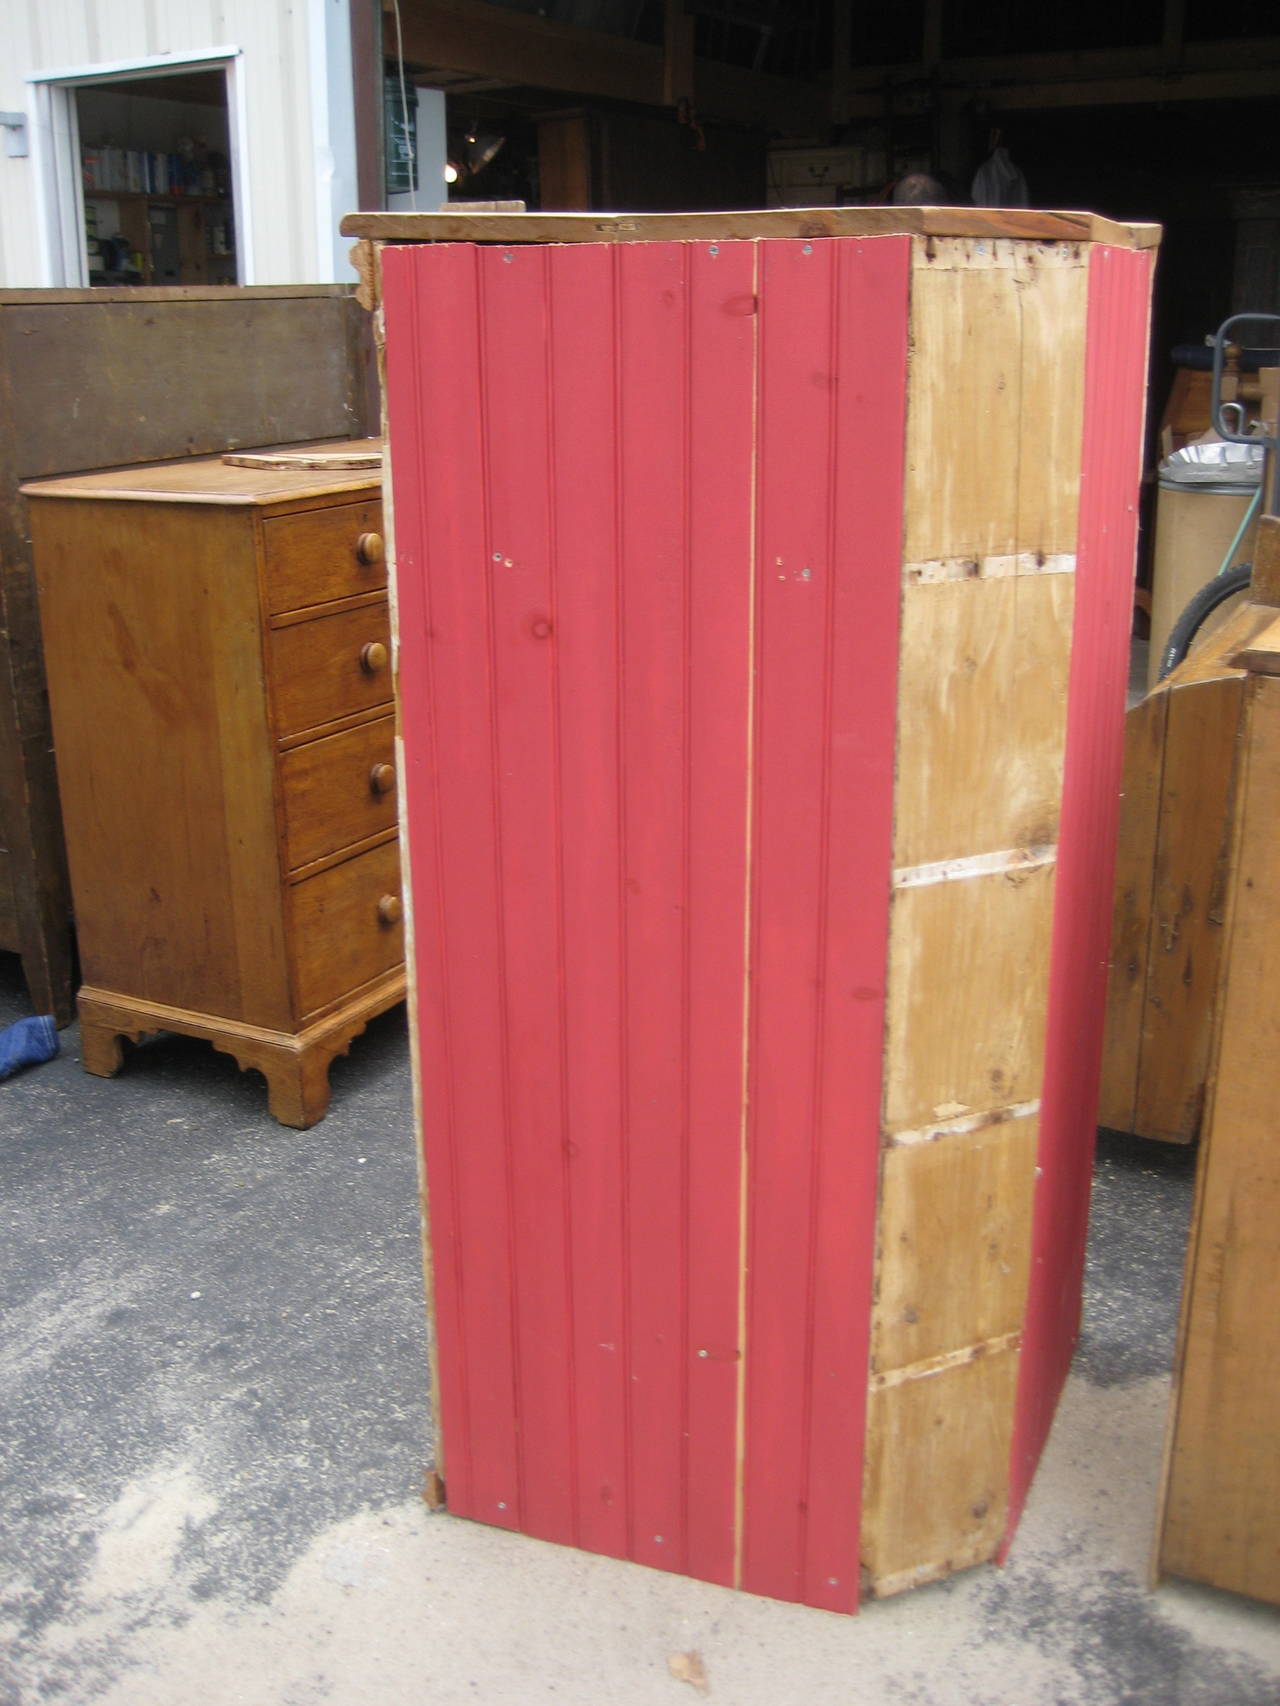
[0,285,374,1022]
[1155,602,1280,1607]
[346,206,1158,1611]
[1100,517,1280,1143]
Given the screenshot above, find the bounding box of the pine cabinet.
[24,447,403,1126]
[350,206,1157,1609]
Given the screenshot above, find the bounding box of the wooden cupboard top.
[340,205,1161,249]
[20,441,381,507]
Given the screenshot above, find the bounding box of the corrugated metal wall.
[0,0,327,286]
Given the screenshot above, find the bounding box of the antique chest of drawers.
[23,445,404,1126]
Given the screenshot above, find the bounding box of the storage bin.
[1148,478,1259,690]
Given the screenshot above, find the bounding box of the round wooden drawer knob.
[377,893,402,927]
[360,641,388,674]
[356,531,384,566]
[369,762,396,796]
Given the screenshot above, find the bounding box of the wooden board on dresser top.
[23,451,403,1126]
[0,287,375,1025]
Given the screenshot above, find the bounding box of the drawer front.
[262,499,385,614]
[269,600,393,738]
[280,715,398,871]
[291,839,404,1018]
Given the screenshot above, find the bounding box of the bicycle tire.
[1158,561,1254,681]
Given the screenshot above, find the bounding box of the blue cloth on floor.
[0,1014,59,1081]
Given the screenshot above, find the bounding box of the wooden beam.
[341,206,1161,249]
[845,34,1280,91]
[392,0,661,103]
[988,63,1280,112]
[387,0,827,131]
[350,0,383,210]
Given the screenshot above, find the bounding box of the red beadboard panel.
[477,245,577,1547]
[1004,244,1155,1543]
[618,241,704,1575]
[739,237,909,1612]
[546,242,631,1562]
[382,236,910,1610]
[680,242,760,1587]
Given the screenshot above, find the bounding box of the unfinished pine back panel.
[1099,518,1280,1146]
[1156,614,1280,1608]
[368,210,1156,1612]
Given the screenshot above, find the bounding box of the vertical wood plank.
[381,243,520,1527]
[683,240,757,1588]
[869,237,1098,1594]
[1097,691,1168,1135]
[1005,245,1154,1540]
[546,243,629,1560]
[1013,248,1090,553]
[902,255,1020,564]
[1135,676,1242,1142]
[903,240,1086,567]
[741,236,908,1611]
[475,245,576,1545]
[799,235,910,1614]
[388,237,762,1588]
[741,234,837,1606]
[1101,599,1275,1143]
[615,241,693,1574]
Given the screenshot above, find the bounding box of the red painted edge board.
[385,234,910,1613]
[382,238,757,1580]
[1003,244,1155,1547]
[739,236,910,1613]
[382,242,521,1531]
[681,241,758,1588]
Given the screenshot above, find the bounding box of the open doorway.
[76,68,237,286]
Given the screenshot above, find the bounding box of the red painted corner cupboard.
[347,206,1158,1612]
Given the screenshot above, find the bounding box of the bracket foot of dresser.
[76,974,406,1128]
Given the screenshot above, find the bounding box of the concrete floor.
[2,949,1278,1706]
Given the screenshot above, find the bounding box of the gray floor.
[2,948,1277,1706]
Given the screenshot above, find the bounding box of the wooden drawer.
[291,838,403,1018]
[269,599,392,738]
[280,715,398,871]
[262,498,385,614]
